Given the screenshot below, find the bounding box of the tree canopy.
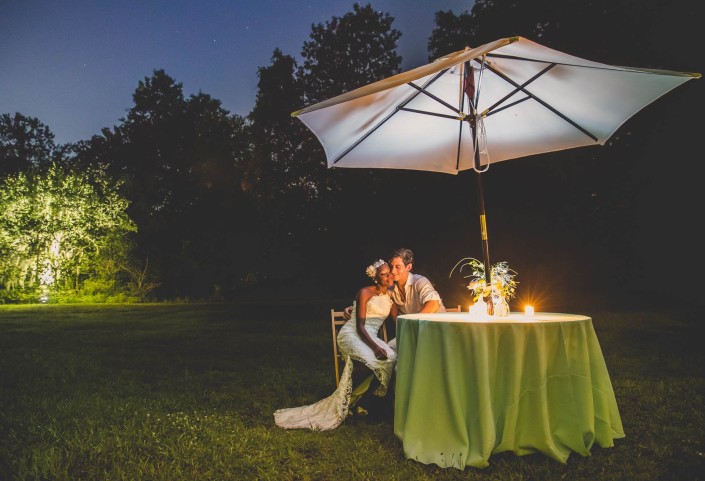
[0,113,58,177]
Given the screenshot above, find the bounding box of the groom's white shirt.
[388,273,445,315]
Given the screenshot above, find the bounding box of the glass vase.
[493,295,510,317]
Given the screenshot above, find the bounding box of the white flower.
[365,259,386,279]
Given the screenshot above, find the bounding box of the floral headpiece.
[365,259,387,279]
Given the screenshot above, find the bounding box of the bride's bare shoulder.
[356,285,376,299]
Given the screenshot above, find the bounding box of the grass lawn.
[1,302,703,480]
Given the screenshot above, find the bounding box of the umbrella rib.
[487,52,700,77]
[485,96,531,117]
[408,81,462,115]
[482,63,556,117]
[477,59,600,142]
[331,69,449,166]
[399,108,462,120]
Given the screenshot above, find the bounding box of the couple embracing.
[274,248,445,431]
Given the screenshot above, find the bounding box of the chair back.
[330,309,347,387]
[446,305,462,312]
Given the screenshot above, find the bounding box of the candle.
[525,305,534,317]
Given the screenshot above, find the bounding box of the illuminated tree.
[0,163,136,300]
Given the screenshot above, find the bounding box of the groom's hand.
[343,305,353,320]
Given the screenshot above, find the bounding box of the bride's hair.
[365,259,387,279]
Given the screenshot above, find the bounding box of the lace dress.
[274,294,396,430]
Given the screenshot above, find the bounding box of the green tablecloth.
[394,312,624,469]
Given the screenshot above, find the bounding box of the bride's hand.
[343,306,353,320]
[373,345,388,360]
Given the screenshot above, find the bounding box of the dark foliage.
[70,70,259,299]
[0,113,59,177]
[2,1,701,305]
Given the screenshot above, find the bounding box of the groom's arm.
[418,300,440,313]
[415,276,441,313]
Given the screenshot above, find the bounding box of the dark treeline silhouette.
[1,0,701,307]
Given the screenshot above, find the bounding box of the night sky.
[1,0,470,145]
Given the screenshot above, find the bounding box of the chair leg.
[334,355,340,387]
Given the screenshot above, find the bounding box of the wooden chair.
[331,308,387,387]
[446,305,462,312]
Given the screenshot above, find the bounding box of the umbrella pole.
[476,172,494,315]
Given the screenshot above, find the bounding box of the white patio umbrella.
[292,36,699,306]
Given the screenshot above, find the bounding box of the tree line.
[1,1,701,305]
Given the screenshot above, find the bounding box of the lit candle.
[525,305,534,317]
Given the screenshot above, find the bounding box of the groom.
[386,247,445,316]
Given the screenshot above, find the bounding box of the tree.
[0,163,136,301]
[72,70,257,298]
[295,2,403,210]
[248,50,304,214]
[428,0,697,69]
[299,3,402,105]
[0,113,57,178]
[172,91,259,299]
[120,69,192,218]
[427,10,477,60]
[296,5,403,213]
[245,4,406,285]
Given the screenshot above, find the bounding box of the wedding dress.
[274,293,396,430]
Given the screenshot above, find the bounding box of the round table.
[393,312,625,469]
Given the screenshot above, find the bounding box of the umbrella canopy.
[293,36,699,174]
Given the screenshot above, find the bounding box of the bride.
[274,259,397,430]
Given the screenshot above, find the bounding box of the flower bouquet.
[449,257,518,316]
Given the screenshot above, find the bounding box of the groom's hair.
[390,248,413,266]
